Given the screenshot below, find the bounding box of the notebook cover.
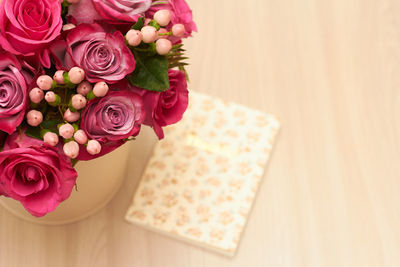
[125,91,280,256]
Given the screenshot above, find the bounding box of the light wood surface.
[1,0,400,266]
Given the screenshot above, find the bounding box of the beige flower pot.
[0,142,132,225]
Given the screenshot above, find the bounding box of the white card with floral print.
[125,91,280,256]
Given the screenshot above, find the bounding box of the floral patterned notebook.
[125,91,280,256]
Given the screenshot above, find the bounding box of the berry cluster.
[125,9,186,55]
[28,67,109,159]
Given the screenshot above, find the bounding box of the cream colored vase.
[0,143,132,226]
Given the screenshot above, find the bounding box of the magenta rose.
[65,24,135,84]
[78,90,145,160]
[0,53,33,134]
[0,0,62,55]
[146,0,197,40]
[132,70,188,139]
[69,0,151,24]
[0,132,77,217]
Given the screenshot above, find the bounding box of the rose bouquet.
[0,0,196,217]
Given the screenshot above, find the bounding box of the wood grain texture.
[1,0,400,266]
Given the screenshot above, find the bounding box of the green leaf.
[25,126,42,140]
[41,120,59,132]
[129,52,170,92]
[148,20,161,30]
[132,17,145,30]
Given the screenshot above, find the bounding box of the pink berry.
[62,24,76,31]
[59,123,75,139]
[64,109,80,123]
[77,81,92,96]
[87,140,102,155]
[93,82,109,97]
[45,91,56,103]
[63,141,79,159]
[156,39,172,55]
[72,94,87,110]
[141,26,158,43]
[36,75,53,90]
[29,88,44,104]
[172,24,185,37]
[26,110,43,127]
[68,67,85,84]
[43,132,59,147]
[126,29,143,47]
[74,129,88,145]
[53,70,65,85]
[154,10,171,26]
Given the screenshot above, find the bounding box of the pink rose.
[0,0,62,56]
[69,0,151,24]
[78,89,145,160]
[65,24,135,84]
[146,0,197,39]
[132,70,188,139]
[0,132,77,217]
[0,53,33,134]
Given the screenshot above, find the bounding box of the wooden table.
[1,0,400,266]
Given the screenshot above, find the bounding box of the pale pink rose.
[78,89,145,160]
[65,24,135,84]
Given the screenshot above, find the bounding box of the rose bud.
[156,39,172,55]
[43,132,59,147]
[64,109,80,122]
[63,141,80,159]
[141,26,158,43]
[29,88,44,104]
[59,123,75,139]
[126,29,142,47]
[93,82,109,97]
[154,10,171,26]
[26,110,43,127]
[86,140,102,155]
[53,70,65,85]
[36,75,53,90]
[172,24,185,37]
[68,67,85,84]
[77,81,92,96]
[74,129,88,145]
[71,94,87,110]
